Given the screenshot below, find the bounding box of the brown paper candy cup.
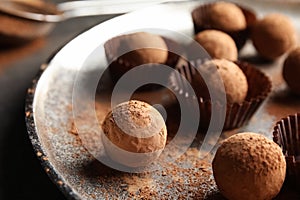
[273,113,300,188]
[191,3,256,50]
[169,60,271,130]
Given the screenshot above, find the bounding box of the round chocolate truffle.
[194,30,238,61]
[102,100,167,167]
[192,2,255,50]
[283,47,300,95]
[192,59,248,103]
[204,1,247,32]
[251,13,297,60]
[105,32,168,67]
[104,32,174,86]
[213,132,286,200]
[118,32,168,66]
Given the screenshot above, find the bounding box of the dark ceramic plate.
[25,1,300,199]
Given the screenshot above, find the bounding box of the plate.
[25,1,300,199]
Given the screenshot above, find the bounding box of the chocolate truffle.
[102,100,167,167]
[251,13,297,60]
[213,132,286,200]
[192,2,247,32]
[105,32,169,80]
[283,47,300,95]
[208,2,247,32]
[116,32,168,66]
[192,2,256,50]
[194,30,238,61]
[192,59,248,103]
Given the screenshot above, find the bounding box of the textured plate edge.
[25,44,82,200]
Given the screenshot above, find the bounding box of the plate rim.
[25,43,82,199]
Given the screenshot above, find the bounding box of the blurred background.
[0,0,116,199]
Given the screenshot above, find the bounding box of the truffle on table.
[194,30,238,61]
[283,47,300,95]
[102,100,167,168]
[213,132,286,200]
[251,13,297,60]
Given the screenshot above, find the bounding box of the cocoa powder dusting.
[66,95,219,199]
[78,148,219,199]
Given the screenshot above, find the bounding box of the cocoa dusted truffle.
[213,132,286,200]
[104,32,181,90]
[114,32,168,66]
[202,1,247,32]
[105,32,169,80]
[251,13,297,60]
[192,1,256,50]
[169,60,271,130]
[102,100,167,168]
[194,30,238,61]
[283,47,300,95]
[192,59,248,103]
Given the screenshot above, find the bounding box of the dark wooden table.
[0,3,114,198]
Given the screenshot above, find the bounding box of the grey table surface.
[0,1,115,199]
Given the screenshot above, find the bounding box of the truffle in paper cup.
[273,113,300,188]
[191,2,256,50]
[169,59,271,130]
[104,32,180,91]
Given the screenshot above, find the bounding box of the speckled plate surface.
[25,1,300,199]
